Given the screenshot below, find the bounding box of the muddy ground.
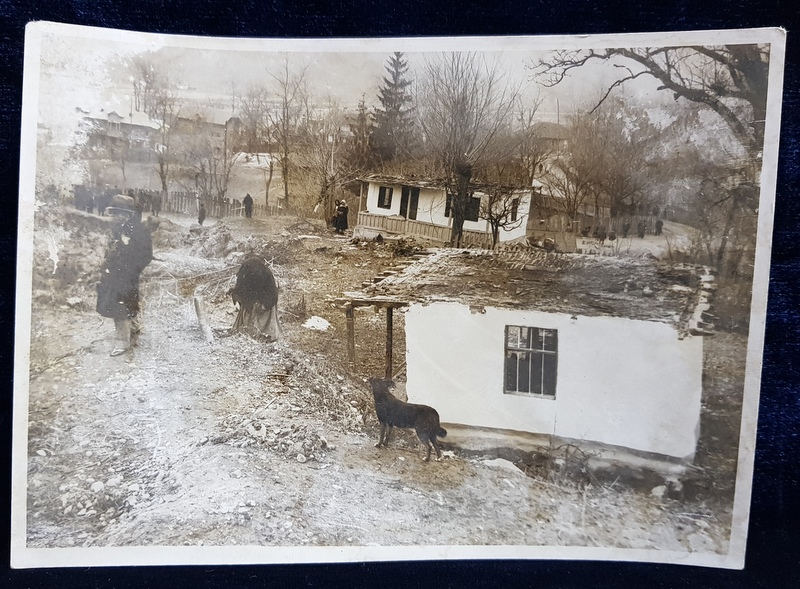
[23,206,743,555]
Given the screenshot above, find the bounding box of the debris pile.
[208,419,333,464]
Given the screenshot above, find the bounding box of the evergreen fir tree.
[373,52,414,162]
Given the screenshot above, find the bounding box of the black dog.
[369,378,447,462]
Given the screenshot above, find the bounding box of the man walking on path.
[243,193,254,218]
[96,213,153,356]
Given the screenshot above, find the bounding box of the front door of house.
[400,186,419,220]
[408,187,419,220]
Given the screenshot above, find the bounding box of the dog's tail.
[437,427,447,438]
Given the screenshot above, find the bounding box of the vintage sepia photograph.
[12,23,785,568]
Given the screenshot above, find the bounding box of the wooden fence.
[574,214,666,236]
[356,211,493,248]
[136,190,280,218]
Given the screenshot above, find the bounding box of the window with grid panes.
[504,325,558,398]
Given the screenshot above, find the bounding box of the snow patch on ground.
[303,316,332,331]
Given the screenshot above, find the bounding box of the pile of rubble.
[206,419,334,464]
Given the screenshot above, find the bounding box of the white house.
[355,175,532,248]
[343,248,713,461]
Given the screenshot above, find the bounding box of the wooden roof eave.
[335,293,410,309]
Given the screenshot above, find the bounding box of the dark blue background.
[1,1,797,587]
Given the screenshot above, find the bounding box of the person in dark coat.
[198,202,207,226]
[243,193,254,218]
[96,216,153,356]
[230,257,280,341]
[152,189,164,217]
[331,200,341,229]
[655,218,664,236]
[335,199,349,234]
[637,220,646,239]
[622,221,631,238]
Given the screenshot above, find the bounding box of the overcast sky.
[33,25,702,149]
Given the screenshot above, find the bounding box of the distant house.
[172,109,244,150]
[76,105,244,190]
[79,105,244,154]
[341,248,713,461]
[355,175,532,248]
[79,106,162,158]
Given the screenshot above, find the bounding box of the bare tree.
[130,54,174,118]
[478,171,526,249]
[349,95,376,171]
[129,55,185,198]
[268,57,308,209]
[538,156,594,227]
[533,45,769,170]
[587,100,660,218]
[106,135,132,185]
[515,96,551,187]
[151,83,181,200]
[238,85,270,153]
[419,52,520,246]
[297,99,357,221]
[179,116,243,209]
[534,99,663,235]
[238,85,277,209]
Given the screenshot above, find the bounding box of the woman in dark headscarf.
[336,199,349,234]
[96,216,153,356]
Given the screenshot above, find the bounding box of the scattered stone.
[302,316,331,331]
[482,458,525,476]
[297,453,308,463]
[128,483,140,492]
[651,485,667,498]
[36,449,47,457]
[66,296,84,308]
[90,481,104,492]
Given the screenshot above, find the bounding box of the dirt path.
[25,209,733,554]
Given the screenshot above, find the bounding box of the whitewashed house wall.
[404,302,703,460]
[364,181,530,243]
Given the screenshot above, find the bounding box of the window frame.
[504,325,558,399]
[445,194,481,222]
[377,186,393,209]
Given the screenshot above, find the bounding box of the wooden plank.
[385,306,393,379]
[193,296,215,343]
[345,303,355,366]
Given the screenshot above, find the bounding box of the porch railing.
[356,211,493,249]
